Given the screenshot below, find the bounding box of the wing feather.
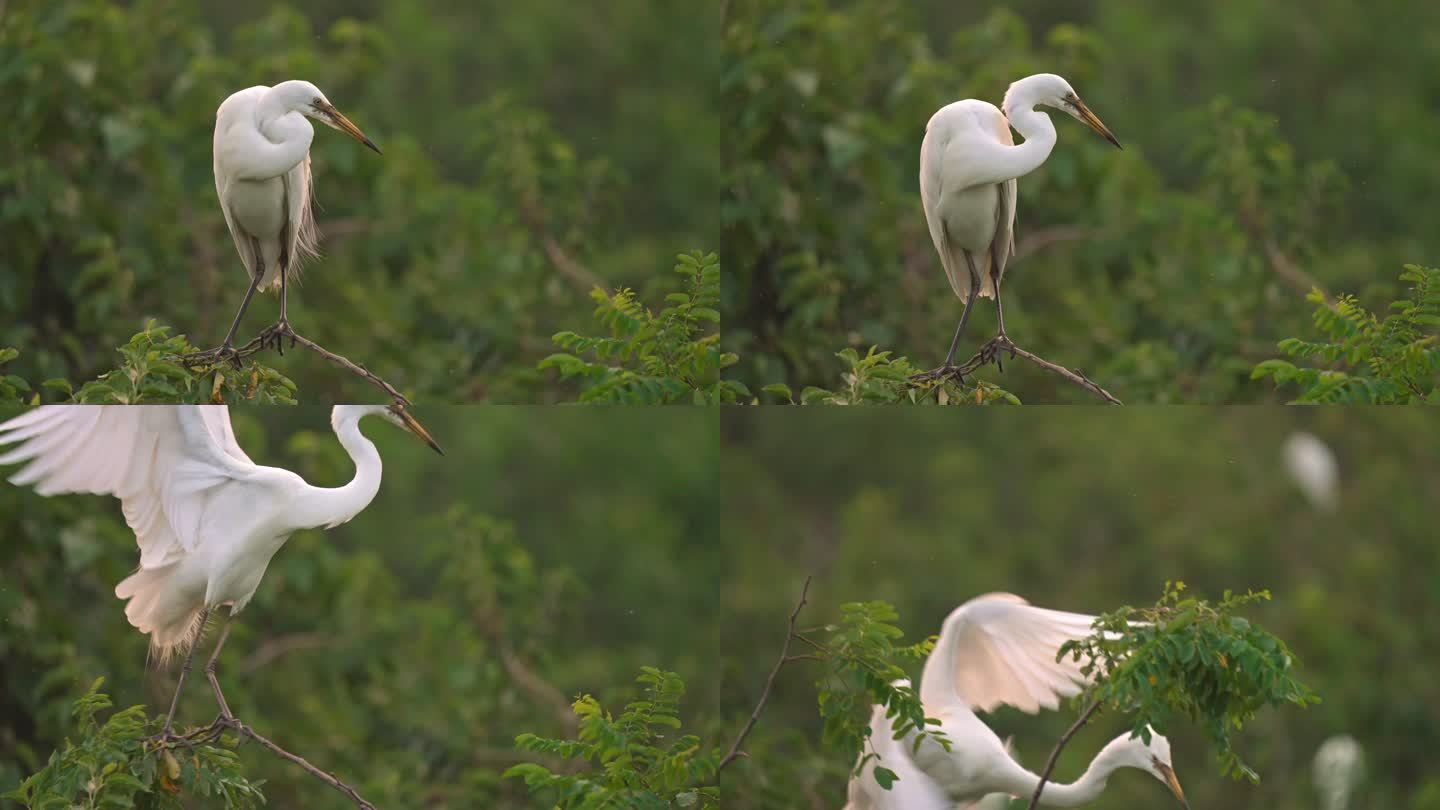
[0,406,259,567]
[939,593,1102,715]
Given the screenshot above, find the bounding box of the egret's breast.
[224,177,286,240]
[939,183,1000,253]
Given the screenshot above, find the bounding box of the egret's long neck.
[235,88,315,180]
[292,416,383,530]
[1000,745,1122,808]
[995,92,1059,182]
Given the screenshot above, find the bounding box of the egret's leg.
[160,608,209,736]
[204,612,236,720]
[219,275,264,348]
[940,257,985,367]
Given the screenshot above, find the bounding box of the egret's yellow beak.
[317,101,382,155]
[1157,763,1189,809]
[1071,96,1122,150]
[389,406,443,455]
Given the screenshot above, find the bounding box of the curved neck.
[993,102,1058,182]
[292,416,383,530]
[1002,746,1121,808]
[238,87,314,179]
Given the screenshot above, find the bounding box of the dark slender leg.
[913,253,983,382]
[204,612,236,720]
[160,608,209,736]
[979,273,1017,372]
[179,262,264,367]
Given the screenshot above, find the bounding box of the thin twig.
[718,576,812,772]
[499,646,580,737]
[1027,700,1102,810]
[520,200,607,292]
[227,719,377,810]
[239,633,333,675]
[231,329,411,407]
[951,339,1123,404]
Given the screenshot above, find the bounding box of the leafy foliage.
[505,668,720,809]
[0,348,40,405]
[761,347,1020,405]
[4,679,265,810]
[541,252,742,404]
[1061,583,1320,782]
[1254,265,1440,403]
[806,602,947,782]
[70,324,297,404]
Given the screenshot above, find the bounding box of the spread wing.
[0,406,260,568]
[937,593,1100,714]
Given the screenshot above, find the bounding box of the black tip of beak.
[363,137,382,155]
[429,442,444,456]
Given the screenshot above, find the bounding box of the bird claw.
[256,321,296,355]
[909,365,967,385]
[178,345,244,370]
[978,335,1016,371]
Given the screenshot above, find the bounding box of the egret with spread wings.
[184,81,381,367]
[902,593,1188,808]
[0,404,440,736]
[914,74,1120,381]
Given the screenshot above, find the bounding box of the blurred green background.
[0,406,719,808]
[0,1,718,402]
[723,0,1440,402]
[720,408,1440,808]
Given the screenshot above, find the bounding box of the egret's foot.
[909,364,967,385]
[179,344,244,370]
[977,334,1017,372]
[255,320,297,355]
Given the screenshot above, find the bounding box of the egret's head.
[280,80,383,155]
[1003,73,1122,150]
[332,404,443,455]
[1106,727,1187,808]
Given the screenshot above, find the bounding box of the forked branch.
[954,337,1122,404]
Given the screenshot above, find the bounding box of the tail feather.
[116,566,205,666]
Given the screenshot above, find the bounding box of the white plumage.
[0,405,439,661]
[1283,431,1340,512]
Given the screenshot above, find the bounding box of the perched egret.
[845,680,1014,810]
[908,594,1188,808]
[184,81,381,366]
[915,74,1121,380]
[0,404,440,734]
[1283,431,1340,512]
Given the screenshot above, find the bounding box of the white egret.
[906,594,1188,808]
[1313,734,1364,810]
[1282,431,1340,512]
[0,404,440,734]
[184,81,381,366]
[845,680,1014,810]
[915,74,1121,380]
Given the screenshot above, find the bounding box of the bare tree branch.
[1027,700,1102,810]
[519,200,607,293]
[719,575,812,772]
[936,338,1123,404]
[1013,225,1095,261]
[239,633,332,675]
[218,327,412,408]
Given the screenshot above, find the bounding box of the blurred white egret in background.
[0,404,440,734]
[184,81,382,366]
[907,594,1188,808]
[1283,431,1340,512]
[1313,734,1364,810]
[915,74,1121,380]
[845,680,1015,809]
